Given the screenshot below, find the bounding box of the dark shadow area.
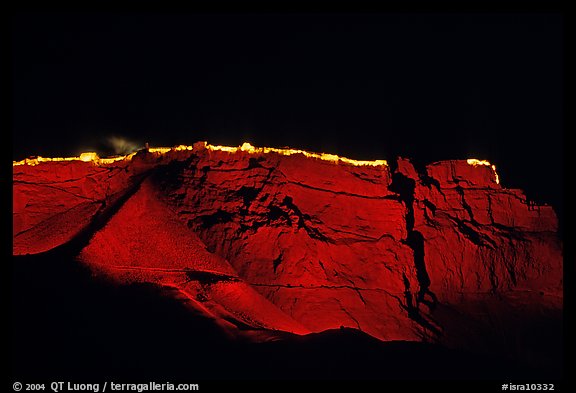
[388,173,416,231]
[11,251,560,380]
[432,299,563,380]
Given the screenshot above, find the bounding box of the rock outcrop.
[12,142,562,350]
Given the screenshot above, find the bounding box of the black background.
[8,4,570,384]
[11,11,563,218]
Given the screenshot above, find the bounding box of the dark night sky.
[10,11,563,215]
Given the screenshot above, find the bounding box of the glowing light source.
[206,142,388,167]
[148,147,172,154]
[13,153,133,167]
[466,158,500,184]
[13,142,388,168]
[80,152,99,162]
[466,159,490,166]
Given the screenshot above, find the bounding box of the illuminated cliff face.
[12,141,560,353]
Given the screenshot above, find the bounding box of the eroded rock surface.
[12,143,562,352]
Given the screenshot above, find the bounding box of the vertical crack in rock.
[389,170,437,331]
[456,185,475,223]
[337,299,362,331]
[401,273,441,337]
[273,251,283,274]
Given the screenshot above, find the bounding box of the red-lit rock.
[12,144,562,346]
[396,158,562,298]
[13,151,173,255]
[79,178,310,337]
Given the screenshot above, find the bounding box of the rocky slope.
[12,142,562,359]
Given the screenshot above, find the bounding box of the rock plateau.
[12,142,563,372]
